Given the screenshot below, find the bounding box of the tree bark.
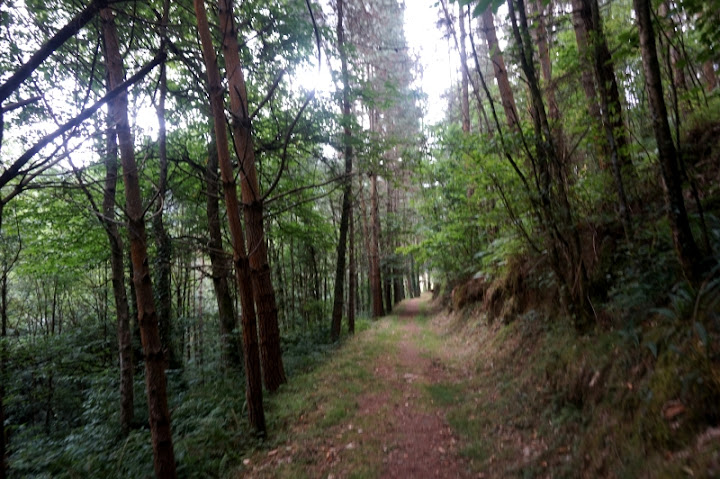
[482,7,519,129]
[348,204,356,334]
[633,0,707,284]
[193,0,265,433]
[369,173,384,318]
[573,0,634,237]
[205,142,242,370]
[102,116,134,435]
[153,48,176,369]
[217,0,286,391]
[1,260,7,479]
[570,0,604,149]
[100,8,177,477]
[331,0,354,342]
[530,0,564,155]
[383,179,392,313]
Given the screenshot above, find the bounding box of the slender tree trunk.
[392,188,404,305]
[369,173,384,318]
[570,0,605,155]
[330,0,354,342]
[127,246,143,366]
[348,204,356,334]
[458,3,470,132]
[573,0,634,237]
[205,142,242,370]
[383,178,393,312]
[100,9,177,477]
[530,0,564,155]
[633,0,707,284]
[1,264,7,479]
[153,51,176,369]
[358,183,372,316]
[508,0,593,328]
[217,0,286,391]
[193,0,265,433]
[102,119,134,435]
[482,7,519,129]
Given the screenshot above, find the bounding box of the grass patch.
[425,382,465,406]
[238,309,407,477]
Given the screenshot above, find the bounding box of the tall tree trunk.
[331,0,354,342]
[102,117,134,435]
[458,3,470,132]
[482,7,519,129]
[383,179,393,312]
[530,0,564,155]
[392,187,404,305]
[358,183,372,316]
[508,0,593,328]
[193,0,266,433]
[576,0,634,237]
[217,0,286,391]
[205,142,242,370]
[100,9,177,477]
[369,173,384,318]
[633,0,707,284]
[570,0,605,155]
[348,204,356,334]
[153,47,176,369]
[127,247,143,366]
[1,261,7,479]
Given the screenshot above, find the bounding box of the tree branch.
[0,0,120,104]
[0,52,165,190]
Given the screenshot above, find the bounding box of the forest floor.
[239,293,481,478]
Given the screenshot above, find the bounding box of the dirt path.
[370,297,471,478]
[242,295,473,478]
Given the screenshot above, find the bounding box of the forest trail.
[242,294,475,478]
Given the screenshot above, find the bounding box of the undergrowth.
[7,318,373,478]
[436,250,720,477]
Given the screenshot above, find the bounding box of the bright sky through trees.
[403,0,456,124]
[293,0,454,125]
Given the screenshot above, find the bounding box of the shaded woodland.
[0,0,718,476]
